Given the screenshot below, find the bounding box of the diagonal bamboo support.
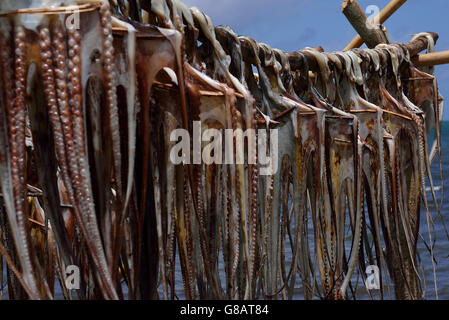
[341,0,389,49]
[344,0,407,50]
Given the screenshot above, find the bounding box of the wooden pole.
[344,0,407,50]
[341,0,389,49]
[404,32,439,56]
[233,33,438,72]
[285,32,438,71]
[412,50,449,67]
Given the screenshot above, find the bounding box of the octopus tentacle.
[100,1,122,219]
[37,23,74,267]
[9,24,41,299]
[66,21,118,299]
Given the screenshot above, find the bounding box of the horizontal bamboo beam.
[152,80,244,98]
[114,12,438,74]
[412,50,449,67]
[344,0,407,50]
[285,32,438,72]
[405,32,439,56]
[341,0,388,49]
[233,33,438,72]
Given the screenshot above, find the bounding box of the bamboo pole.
[230,32,437,72]
[285,32,438,72]
[412,50,449,67]
[341,0,389,49]
[405,32,439,56]
[344,0,407,50]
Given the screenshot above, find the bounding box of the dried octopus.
[0,0,445,300]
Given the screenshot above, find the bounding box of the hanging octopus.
[0,0,445,301]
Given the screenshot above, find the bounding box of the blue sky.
[183,0,449,120]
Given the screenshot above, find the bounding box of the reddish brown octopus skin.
[0,0,443,301]
[11,24,41,299]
